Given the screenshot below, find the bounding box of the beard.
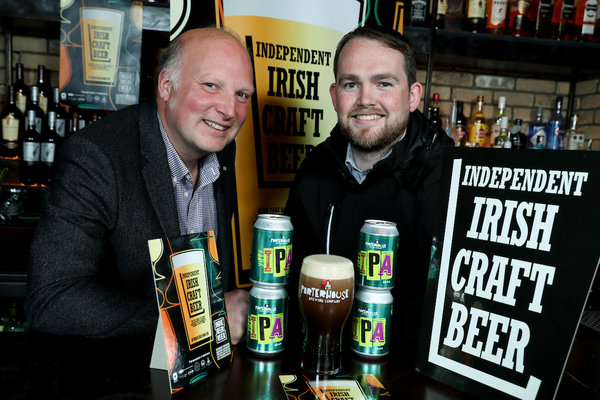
[338,114,408,153]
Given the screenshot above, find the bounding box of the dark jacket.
[25,101,237,338]
[284,109,454,350]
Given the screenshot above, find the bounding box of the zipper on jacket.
[326,203,334,255]
[427,131,439,150]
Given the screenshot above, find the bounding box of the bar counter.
[2,325,599,399]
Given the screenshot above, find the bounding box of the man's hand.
[224,289,249,345]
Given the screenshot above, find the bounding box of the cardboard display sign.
[59,0,142,110]
[148,231,232,394]
[279,374,390,399]
[417,148,600,400]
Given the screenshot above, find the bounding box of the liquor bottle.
[430,107,443,130]
[466,0,487,31]
[468,96,487,147]
[69,108,80,136]
[565,113,585,149]
[32,65,52,115]
[493,116,509,147]
[489,96,506,146]
[436,0,449,27]
[452,100,468,146]
[21,109,41,185]
[528,107,547,148]
[1,85,25,158]
[431,92,441,110]
[535,0,554,37]
[508,118,527,148]
[25,86,45,135]
[40,110,60,185]
[13,62,29,114]
[486,0,509,34]
[446,0,466,30]
[573,0,598,41]
[546,96,566,149]
[507,0,533,36]
[49,87,68,138]
[448,98,458,137]
[551,0,576,39]
[410,0,430,26]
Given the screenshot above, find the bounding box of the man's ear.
[157,69,172,103]
[329,83,338,112]
[408,81,423,113]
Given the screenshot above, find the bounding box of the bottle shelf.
[0,0,169,36]
[404,27,600,80]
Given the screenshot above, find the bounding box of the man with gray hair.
[26,27,254,344]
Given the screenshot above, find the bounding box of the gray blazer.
[25,101,237,338]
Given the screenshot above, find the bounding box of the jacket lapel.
[138,102,180,238]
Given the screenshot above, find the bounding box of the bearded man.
[284,25,454,363]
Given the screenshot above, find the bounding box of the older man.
[26,28,254,344]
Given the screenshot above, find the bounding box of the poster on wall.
[217,0,366,287]
[416,148,600,399]
[59,0,142,111]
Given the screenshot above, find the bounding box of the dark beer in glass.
[298,254,354,375]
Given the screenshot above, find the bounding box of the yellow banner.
[220,0,364,287]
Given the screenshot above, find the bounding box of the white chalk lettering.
[451,249,555,310]
[462,165,588,196]
[466,196,559,252]
[443,302,530,373]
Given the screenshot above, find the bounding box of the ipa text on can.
[250,214,293,286]
[351,287,393,357]
[356,219,399,290]
[247,284,288,354]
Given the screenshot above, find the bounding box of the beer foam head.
[301,254,354,279]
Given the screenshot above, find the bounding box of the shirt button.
[190,230,196,234]
[184,192,189,198]
[172,177,177,183]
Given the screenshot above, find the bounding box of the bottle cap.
[433,93,440,101]
[498,96,506,107]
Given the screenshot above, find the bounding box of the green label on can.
[251,228,292,284]
[351,300,392,356]
[247,296,286,353]
[356,233,397,288]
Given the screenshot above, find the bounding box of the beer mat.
[581,311,600,333]
[279,374,390,399]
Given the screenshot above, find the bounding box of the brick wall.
[0,30,60,103]
[1,28,599,147]
[419,70,600,147]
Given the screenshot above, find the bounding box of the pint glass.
[298,254,354,375]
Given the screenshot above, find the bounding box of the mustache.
[350,107,386,117]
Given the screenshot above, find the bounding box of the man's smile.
[204,119,227,131]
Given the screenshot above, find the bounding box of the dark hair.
[333,25,417,87]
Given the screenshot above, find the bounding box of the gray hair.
[154,27,248,92]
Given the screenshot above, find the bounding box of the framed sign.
[417,148,600,400]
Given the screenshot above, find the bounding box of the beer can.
[247,284,287,354]
[356,219,399,290]
[250,214,293,286]
[350,287,393,357]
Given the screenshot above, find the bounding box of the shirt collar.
[157,111,220,186]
